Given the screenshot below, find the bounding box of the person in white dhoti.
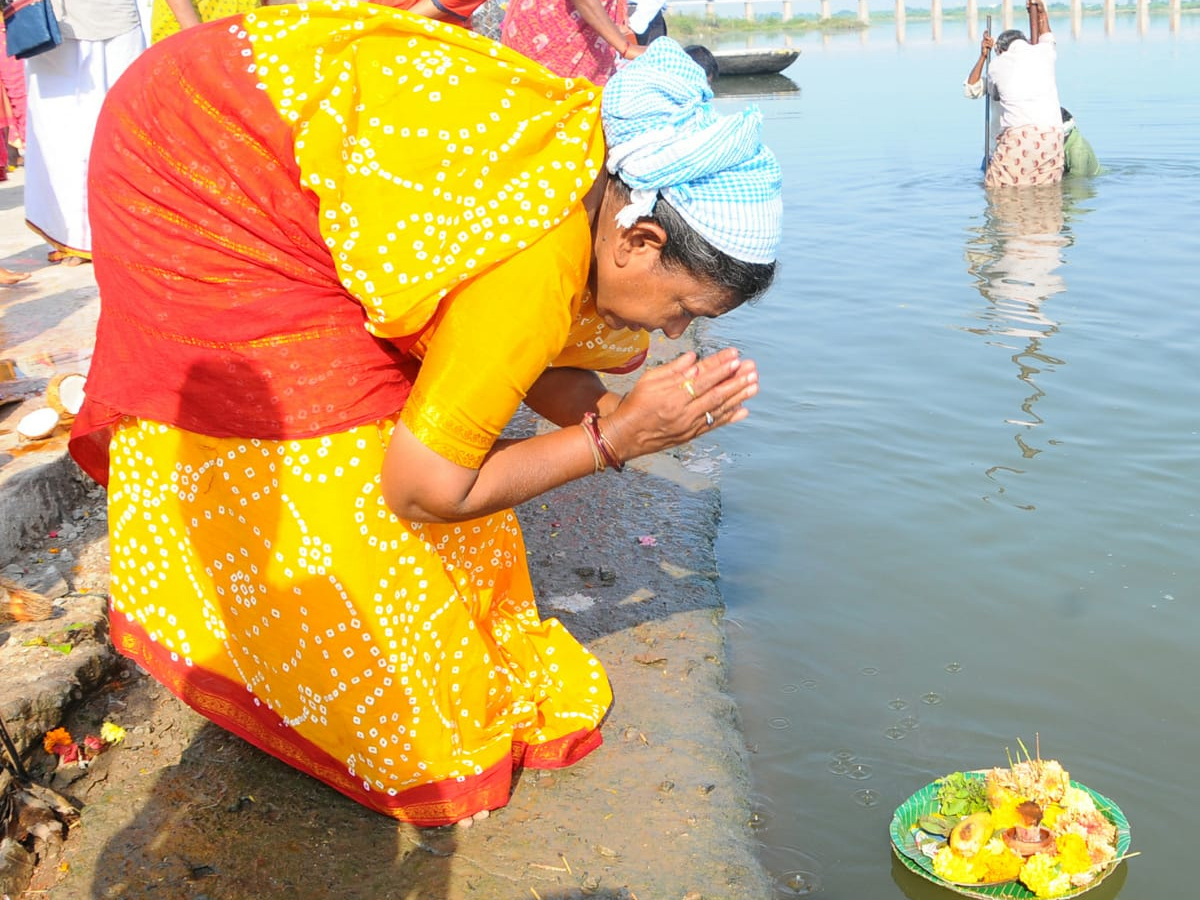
[24,0,146,265]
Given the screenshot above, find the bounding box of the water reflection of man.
[963,182,1093,496]
[965,0,1063,187]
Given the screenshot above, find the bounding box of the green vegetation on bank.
[665,12,863,39]
[664,1,1200,39]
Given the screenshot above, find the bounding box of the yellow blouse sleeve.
[400,208,592,468]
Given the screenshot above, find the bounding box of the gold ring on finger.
[682,380,697,399]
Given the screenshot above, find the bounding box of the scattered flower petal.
[83,734,107,753]
[636,535,657,546]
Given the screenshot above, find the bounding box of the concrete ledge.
[0,448,93,565]
[0,594,117,758]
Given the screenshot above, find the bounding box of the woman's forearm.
[384,369,625,523]
[164,0,202,30]
[569,0,634,58]
[382,349,757,524]
[382,420,605,523]
[522,367,622,426]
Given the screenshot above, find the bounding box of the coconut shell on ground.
[45,373,86,419]
[15,408,60,441]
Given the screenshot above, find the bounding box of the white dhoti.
[24,26,145,258]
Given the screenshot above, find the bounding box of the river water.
[702,13,1200,900]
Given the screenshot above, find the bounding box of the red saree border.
[110,611,602,826]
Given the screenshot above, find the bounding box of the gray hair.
[994,30,1027,54]
[609,176,777,309]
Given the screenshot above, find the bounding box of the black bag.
[2,0,63,61]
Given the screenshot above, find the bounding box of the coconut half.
[17,407,60,441]
[47,372,87,417]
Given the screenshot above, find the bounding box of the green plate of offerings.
[890,771,1132,899]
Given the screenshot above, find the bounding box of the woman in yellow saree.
[73,3,782,826]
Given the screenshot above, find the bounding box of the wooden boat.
[710,48,800,78]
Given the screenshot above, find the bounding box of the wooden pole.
[820,0,831,21]
[1104,0,1115,35]
[1171,0,1182,31]
[782,0,792,23]
[895,0,906,43]
[1002,0,1013,30]
[983,14,993,171]
[858,0,869,25]
[931,0,942,41]
[967,0,979,41]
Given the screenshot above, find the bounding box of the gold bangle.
[580,421,605,474]
[595,420,625,473]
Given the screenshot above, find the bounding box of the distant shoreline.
[664,2,1200,37]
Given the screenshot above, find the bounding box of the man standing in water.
[965,0,1063,187]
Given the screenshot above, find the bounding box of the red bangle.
[583,412,624,473]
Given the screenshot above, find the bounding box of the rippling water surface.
[705,14,1200,899]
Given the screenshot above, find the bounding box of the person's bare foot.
[0,267,29,285]
[47,251,87,267]
[455,809,490,829]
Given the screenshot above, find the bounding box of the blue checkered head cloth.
[601,38,782,264]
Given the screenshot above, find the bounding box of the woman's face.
[594,254,734,339]
[589,196,737,339]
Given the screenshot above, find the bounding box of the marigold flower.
[1041,803,1064,828]
[1055,832,1092,875]
[1020,853,1072,898]
[43,727,73,754]
[989,796,1026,831]
[980,843,1024,882]
[932,845,980,884]
[100,722,127,744]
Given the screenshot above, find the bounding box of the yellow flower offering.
[980,842,1024,882]
[932,846,980,883]
[1020,853,1072,898]
[100,722,127,745]
[989,795,1026,831]
[932,840,1023,885]
[1041,803,1065,828]
[1055,832,1092,875]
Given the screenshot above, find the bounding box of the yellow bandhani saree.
[75,2,647,825]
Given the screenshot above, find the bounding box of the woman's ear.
[612,218,668,267]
